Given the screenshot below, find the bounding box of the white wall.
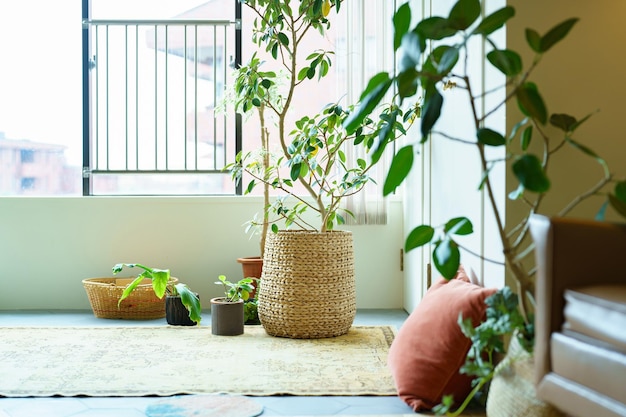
[0,197,405,310]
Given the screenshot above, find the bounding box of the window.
[84,0,239,195]
[0,0,399,197]
[21,178,36,190]
[0,1,82,196]
[20,150,35,164]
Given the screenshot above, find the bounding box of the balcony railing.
[82,18,238,195]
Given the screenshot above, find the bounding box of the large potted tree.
[346,0,626,414]
[228,0,418,339]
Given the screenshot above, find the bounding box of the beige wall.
[506,0,626,286]
[507,0,626,217]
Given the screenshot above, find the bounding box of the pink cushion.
[388,268,496,411]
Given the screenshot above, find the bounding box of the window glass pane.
[89,0,237,195]
[0,1,82,195]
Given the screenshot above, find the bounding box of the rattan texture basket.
[258,230,356,339]
[486,334,564,417]
[82,276,179,320]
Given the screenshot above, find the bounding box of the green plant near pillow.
[433,286,529,416]
[114,263,202,324]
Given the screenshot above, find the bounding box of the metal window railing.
[82,16,240,195]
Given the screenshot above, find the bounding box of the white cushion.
[563,285,626,351]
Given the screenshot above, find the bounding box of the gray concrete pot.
[210,297,244,336]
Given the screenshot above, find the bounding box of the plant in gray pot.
[114,263,202,326]
[211,275,255,336]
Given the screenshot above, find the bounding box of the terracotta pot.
[210,297,244,336]
[165,295,198,326]
[237,256,263,299]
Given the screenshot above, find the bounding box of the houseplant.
[211,275,255,336]
[114,263,202,326]
[228,0,418,338]
[345,0,626,413]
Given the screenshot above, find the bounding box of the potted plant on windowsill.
[211,275,255,336]
[347,0,626,414]
[227,0,418,339]
[114,263,202,326]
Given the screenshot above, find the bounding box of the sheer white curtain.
[335,0,397,225]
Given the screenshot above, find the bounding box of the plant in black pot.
[211,275,255,336]
[114,263,202,326]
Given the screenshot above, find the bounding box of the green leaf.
[448,0,481,30]
[609,193,626,218]
[415,17,456,40]
[398,68,419,99]
[399,32,423,73]
[421,89,443,139]
[175,283,202,324]
[565,137,608,173]
[473,6,515,36]
[487,49,522,76]
[344,72,392,134]
[521,126,532,151]
[297,67,309,81]
[437,46,459,74]
[118,275,147,307]
[393,2,412,50]
[434,239,460,279]
[526,28,542,53]
[549,113,577,132]
[508,118,528,141]
[615,181,626,202]
[405,225,435,252]
[277,32,289,46]
[444,217,473,236]
[540,18,578,53]
[384,145,414,196]
[290,163,301,181]
[512,154,550,193]
[246,180,256,194]
[517,82,547,125]
[151,269,170,299]
[508,183,525,200]
[271,223,279,233]
[477,128,506,146]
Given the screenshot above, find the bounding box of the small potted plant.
[244,278,261,325]
[114,263,202,326]
[211,275,255,336]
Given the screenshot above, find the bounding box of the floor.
[0,309,485,417]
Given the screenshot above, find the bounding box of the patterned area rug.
[0,325,396,397]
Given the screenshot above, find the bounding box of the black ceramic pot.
[166,295,197,326]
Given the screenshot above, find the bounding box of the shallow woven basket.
[486,334,564,417]
[258,230,356,339]
[82,276,179,320]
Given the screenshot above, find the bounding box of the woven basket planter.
[82,276,179,320]
[486,334,564,417]
[258,230,356,339]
